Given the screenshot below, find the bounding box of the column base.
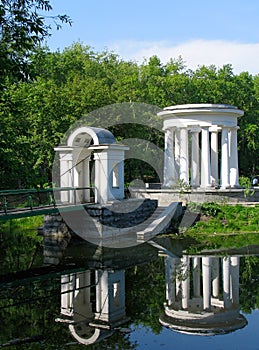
[220,185,231,190]
[198,185,213,190]
[230,184,242,189]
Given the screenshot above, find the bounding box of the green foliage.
[0,217,43,273]
[239,176,255,198]
[0,0,71,85]
[200,202,221,217]
[1,42,259,188]
[187,204,259,236]
[126,259,165,335]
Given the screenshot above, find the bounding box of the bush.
[201,202,221,217]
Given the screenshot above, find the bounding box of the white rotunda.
[159,104,244,189]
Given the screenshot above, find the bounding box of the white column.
[190,127,201,187]
[61,156,73,203]
[179,128,189,184]
[229,127,240,187]
[163,128,176,187]
[201,127,211,188]
[210,127,220,187]
[230,256,240,305]
[94,152,102,203]
[82,157,90,202]
[193,257,201,297]
[181,255,190,310]
[223,256,231,309]
[202,256,211,310]
[175,129,181,178]
[221,127,230,188]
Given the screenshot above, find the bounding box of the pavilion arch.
[69,325,114,346]
[54,126,128,204]
[67,126,116,147]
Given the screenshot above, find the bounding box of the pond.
[0,227,259,349]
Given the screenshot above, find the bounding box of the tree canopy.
[0,0,71,85]
[0,42,259,188]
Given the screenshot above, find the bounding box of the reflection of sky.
[129,310,259,350]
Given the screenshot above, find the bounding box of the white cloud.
[111,39,259,75]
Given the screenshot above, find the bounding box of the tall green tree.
[0,0,71,85]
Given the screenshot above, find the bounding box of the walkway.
[0,187,94,220]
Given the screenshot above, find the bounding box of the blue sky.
[46,0,259,74]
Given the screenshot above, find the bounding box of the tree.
[0,0,71,85]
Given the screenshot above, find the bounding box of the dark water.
[0,231,259,349]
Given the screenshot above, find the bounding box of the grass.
[186,203,259,235]
[183,202,259,252]
[0,216,43,235]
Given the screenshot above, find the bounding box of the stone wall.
[43,199,158,260]
[86,198,157,228]
[131,188,259,206]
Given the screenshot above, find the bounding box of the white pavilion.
[159,104,244,189]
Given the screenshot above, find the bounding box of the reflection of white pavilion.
[159,254,247,335]
[56,268,129,345]
[159,104,244,189]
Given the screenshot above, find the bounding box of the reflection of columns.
[231,256,240,305]
[61,274,74,317]
[221,127,230,188]
[201,127,211,188]
[181,255,190,310]
[190,127,201,187]
[193,257,201,297]
[60,271,92,320]
[212,258,219,298]
[223,257,231,309]
[179,128,189,183]
[165,256,177,306]
[202,257,211,310]
[210,127,220,187]
[164,128,176,187]
[229,127,240,187]
[95,269,126,323]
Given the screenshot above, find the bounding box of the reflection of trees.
[240,256,259,313]
[125,259,165,334]
[1,234,259,348]
[0,224,43,274]
[0,271,137,350]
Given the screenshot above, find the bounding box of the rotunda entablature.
[160,307,247,336]
[160,104,244,130]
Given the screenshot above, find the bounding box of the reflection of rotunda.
[159,254,247,335]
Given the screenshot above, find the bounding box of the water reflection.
[56,269,129,345]
[160,253,247,335]
[1,233,258,348]
[47,237,251,345]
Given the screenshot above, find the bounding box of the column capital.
[188,125,202,133]
[163,126,176,132]
[209,126,222,133]
[229,126,240,130]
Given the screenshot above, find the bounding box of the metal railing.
[0,187,95,217]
